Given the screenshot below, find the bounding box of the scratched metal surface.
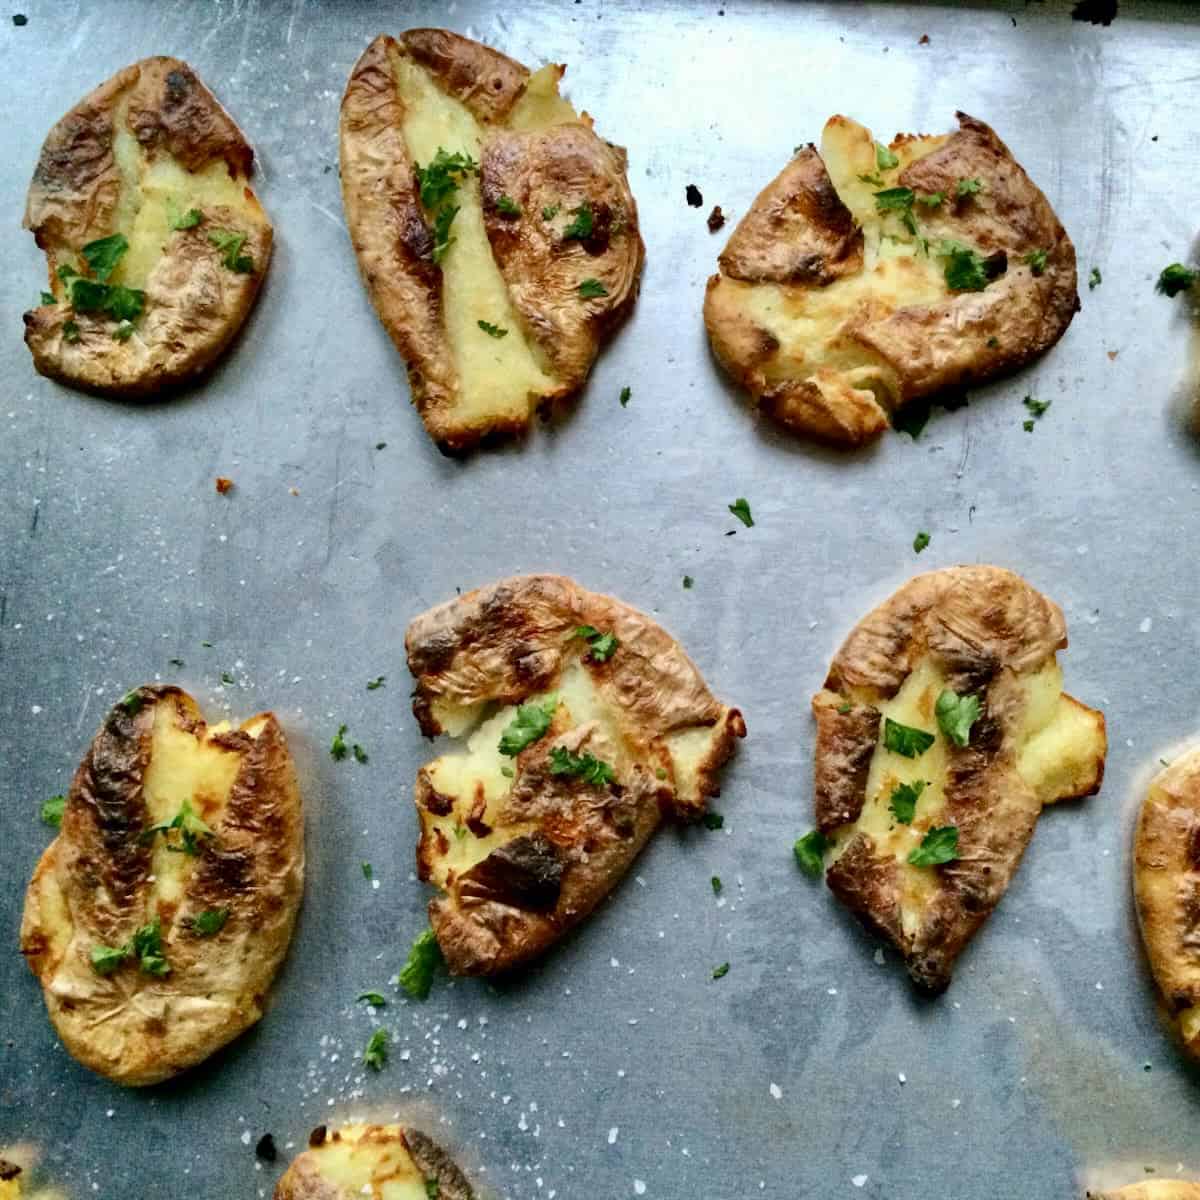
[3,1,1200,1197]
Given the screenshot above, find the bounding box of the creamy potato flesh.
[293,1126,430,1200]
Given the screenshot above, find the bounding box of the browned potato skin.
[814,566,1105,993]
[339,31,644,454]
[1089,1187,1200,1200]
[19,685,304,1086]
[705,113,1079,446]
[274,1126,474,1200]
[22,57,272,398]
[1133,751,1200,1062]
[406,574,746,975]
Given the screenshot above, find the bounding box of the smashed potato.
[405,575,745,974]
[20,686,303,1085]
[705,113,1078,445]
[340,29,643,453]
[811,566,1105,992]
[1133,749,1200,1062]
[1089,1187,1200,1200]
[23,57,271,397]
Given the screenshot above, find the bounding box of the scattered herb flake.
[683,575,694,589]
[1157,263,1197,297]
[220,671,235,685]
[363,1028,389,1071]
[362,862,373,880]
[62,319,80,343]
[542,202,561,221]
[414,149,477,210]
[477,319,508,338]
[1024,248,1049,276]
[352,743,368,764]
[711,876,723,895]
[40,794,66,828]
[498,697,557,756]
[888,780,927,825]
[876,142,900,171]
[1089,267,1102,290]
[956,177,983,197]
[883,718,935,758]
[728,497,754,527]
[1023,418,1036,433]
[793,829,831,877]
[619,386,631,407]
[563,202,594,240]
[578,278,608,299]
[549,746,615,787]
[191,907,229,936]
[908,825,960,866]
[81,233,128,282]
[398,928,443,1000]
[120,689,143,716]
[357,991,387,1007]
[331,724,348,761]
[935,689,981,748]
[167,198,203,230]
[90,943,129,976]
[917,191,945,208]
[913,530,930,553]
[702,812,724,831]
[431,204,459,264]
[712,962,730,980]
[500,764,515,779]
[207,228,253,273]
[496,194,521,218]
[874,186,915,213]
[575,624,619,662]
[367,675,385,690]
[1023,394,1051,418]
[40,290,55,305]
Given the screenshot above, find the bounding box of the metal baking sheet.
[3,1,1200,1197]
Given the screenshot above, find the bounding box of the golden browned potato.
[705,113,1078,446]
[0,1161,19,1200]
[1089,1186,1200,1200]
[274,1124,473,1200]
[339,29,644,454]
[20,685,303,1085]
[23,57,272,397]
[405,575,746,974]
[810,566,1105,992]
[1133,749,1200,1062]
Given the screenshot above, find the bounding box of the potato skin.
[1133,750,1200,1062]
[339,31,644,453]
[705,112,1078,446]
[814,566,1105,993]
[19,685,304,1086]
[22,57,272,398]
[1089,1187,1200,1200]
[406,574,745,975]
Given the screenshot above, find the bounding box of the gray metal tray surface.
[3,1,1199,1197]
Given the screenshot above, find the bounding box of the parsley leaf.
[80,233,128,282]
[90,943,129,976]
[130,917,170,976]
[793,829,831,877]
[908,825,959,866]
[40,290,55,305]
[496,194,521,218]
[956,177,983,197]
[331,724,348,761]
[477,319,507,338]
[500,764,515,779]
[575,624,619,662]
[362,862,373,880]
[113,319,134,342]
[62,319,80,343]
[498,697,557,756]
[1089,267,1102,290]
[683,575,694,589]
[120,689,143,715]
[888,780,926,824]
[1023,395,1050,419]
[542,202,561,220]
[619,385,631,407]
[190,907,229,936]
[426,1182,440,1199]
[728,497,754,527]
[41,794,66,828]
[363,1028,388,1071]
[876,142,899,170]
[917,191,945,208]
[913,530,930,553]
[935,689,981,748]
[712,962,730,980]
[69,277,145,322]
[563,202,594,240]
[415,149,477,209]
[883,718,935,758]
[366,676,386,690]
[207,228,254,273]
[874,186,915,213]
[1023,419,1035,433]
[1024,248,1049,276]
[939,240,995,292]
[167,198,203,230]
[398,928,443,1000]
[432,204,460,263]
[857,172,885,187]
[711,876,723,895]
[352,743,368,764]
[578,278,608,299]
[549,745,615,787]
[140,798,213,856]
[702,812,724,830]
[1157,263,1197,297]
[357,991,387,1007]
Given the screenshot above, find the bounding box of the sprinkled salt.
[852,1175,868,1188]
[769,1082,782,1100]
[608,1127,618,1145]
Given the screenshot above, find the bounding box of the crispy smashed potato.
[23,57,271,397]
[811,566,1105,992]
[1134,749,1200,1062]
[1089,1187,1200,1200]
[340,29,644,453]
[274,1125,473,1200]
[20,686,303,1085]
[705,113,1078,445]
[405,575,745,974]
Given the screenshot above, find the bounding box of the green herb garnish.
[935,689,981,748]
[562,202,594,240]
[140,798,214,856]
[575,624,618,662]
[908,825,959,866]
[883,718,935,758]
[542,202,561,221]
[619,386,631,407]
[578,278,608,299]
[415,149,477,209]
[367,676,386,690]
[41,794,66,829]
[913,530,930,553]
[1089,267,1102,290]
[874,187,915,213]
[888,780,926,825]
[398,928,443,1000]
[62,319,80,343]
[702,812,724,830]
[956,177,983,197]
[477,319,508,338]
[363,1028,389,1071]
[81,233,128,282]
[712,962,730,980]
[352,743,368,764]
[549,745,615,787]
[331,724,348,761]
[496,194,521,218]
[939,239,994,292]
[208,228,253,273]
[1158,263,1197,297]
[190,907,229,936]
[357,991,387,1007]
[40,290,55,305]
[498,697,557,756]
[167,198,203,230]
[1023,395,1050,420]
[683,575,694,589]
[793,829,831,877]
[1024,248,1048,276]
[876,142,899,170]
[728,497,754,528]
[711,876,723,895]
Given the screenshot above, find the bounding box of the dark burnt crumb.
[12,13,27,25]
[255,1134,277,1162]
[918,33,930,44]
[685,184,703,208]
[323,164,332,174]
[0,1161,22,1182]
[1071,0,1117,23]
[1151,135,1158,142]
[308,1124,328,1148]
[215,476,234,494]
[707,205,726,233]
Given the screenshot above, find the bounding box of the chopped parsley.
[712,962,730,980]
[956,177,983,197]
[578,278,608,299]
[711,876,723,895]
[40,290,55,305]
[41,794,66,829]
[1023,419,1035,433]
[496,194,522,218]
[120,689,143,715]
[549,745,615,787]
[62,319,80,343]
[207,228,253,273]
[1023,395,1051,420]
[683,575,694,589]
[477,319,508,338]
[167,198,203,230]
[939,239,1000,292]
[883,718,935,758]
[542,202,561,220]
[357,991,387,1007]
[190,907,229,936]
[917,191,945,208]
[1089,267,1102,290]
[728,497,754,528]
[837,702,852,714]
[575,624,618,662]
[140,798,214,856]
[366,676,386,690]
[362,862,373,880]
[113,319,134,341]
[398,928,443,1000]
[908,825,959,866]
[874,186,915,213]
[913,530,930,553]
[91,917,171,977]
[68,277,145,322]
[452,822,468,842]
[498,697,557,756]
[1024,248,1049,276]
[793,829,831,877]
[500,765,515,779]
[562,202,594,240]
[702,812,724,830]
[875,142,900,171]
[352,743,368,764]
[220,671,235,685]
[1157,263,1197,297]
[81,233,128,282]
[888,780,926,825]
[426,1182,440,1199]
[414,148,477,209]
[90,944,130,976]
[363,1028,389,1071]
[857,172,885,187]
[935,689,981,748]
[619,386,631,408]
[431,204,460,264]
[331,724,348,761]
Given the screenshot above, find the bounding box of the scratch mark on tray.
[309,200,346,232]
[75,689,93,733]
[324,440,344,568]
[0,590,7,631]
[29,501,40,536]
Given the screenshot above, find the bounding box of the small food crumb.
[633,1182,646,1196]
[685,184,703,207]
[852,1175,869,1188]
[608,1127,618,1145]
[873,948,885,965]
[898,1072,907,1085]
[12,12,27,25]
[1107,349,1119,361]
[918,33,930,43]
[308,1125,327,1148]
[255,1134,277,1162]
[240,1130,252,1146]
[769,1082,782,1100]
[707,205,725,233]
[215,476,234,494]
[288,486,300,496]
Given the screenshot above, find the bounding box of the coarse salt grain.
[608,1128,618,1145]
[769,1083,782,1100]
[852,1175,868,1188]
[633,1182,646,1196]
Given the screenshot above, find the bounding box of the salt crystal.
[852,1175,868,1188]
[633,1182,646,1196]
[769,1082,782,1100]
[608,1127,618,1145]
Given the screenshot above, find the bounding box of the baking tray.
[3,1,1199,1197]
